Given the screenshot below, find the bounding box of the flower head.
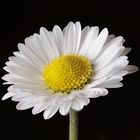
[2,22,138,119]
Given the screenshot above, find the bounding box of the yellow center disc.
[42,54,93,93]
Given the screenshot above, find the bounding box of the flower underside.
[42,54,93,93]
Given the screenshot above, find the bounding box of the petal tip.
[1,96,7,101]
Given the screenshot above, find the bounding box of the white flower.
[2,22,138,119]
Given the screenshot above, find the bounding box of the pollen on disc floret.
[42,54,93,93]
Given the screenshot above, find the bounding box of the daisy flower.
[2,21,138,121]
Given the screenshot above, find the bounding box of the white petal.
[43,106,59,119]
[3,75,42,85]
[80,26,90,47]
[25,35,48,63]
[8,56,41,73]
[111,56,129,74]
[79,26,99,55]
[32,103,47,115]
[97,35,115,56]
[123,65,139,74]
[3,65,41,80]
[2,74,17,81]
[71,97,90,111]
[121,47,131,56]
[16,101,35,110]
[94,63,115,79]
[18,43,43,68]
[13,51,41,71]
[52,25,65,55]
[32,33,53,62]
[7,85,19,93]
[113,71,128,77]
[105,35,115,44]
[12,93,31,102]
[94,56,128,82]
[13,51,24,58]
[98,82,123,88]
[3,82,11,85]
[63,22,82,55]
[95,76,123,88]
[88,28,108,60]
[16,93,42,110]
[25,38,47,64]
[105,76,123,82]
[40,27,60,59]
[79,88,108,98]
[94,36,124,71]
[84,26,99,56]
[64,22,77,54]
[59,101,72,116]
[85,77,107,89]
[32,95,60,115]
[2,92,14,100]
[95,46,125,71]
[5,61,15,66]
[73,22,82,54]
[12,84,44,91]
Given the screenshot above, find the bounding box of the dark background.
[0,0,140,140]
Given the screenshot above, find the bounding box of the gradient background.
[0,0,140,140]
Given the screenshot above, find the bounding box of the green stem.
[69,109,78,140]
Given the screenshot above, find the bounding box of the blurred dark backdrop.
[0,0,140,140]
